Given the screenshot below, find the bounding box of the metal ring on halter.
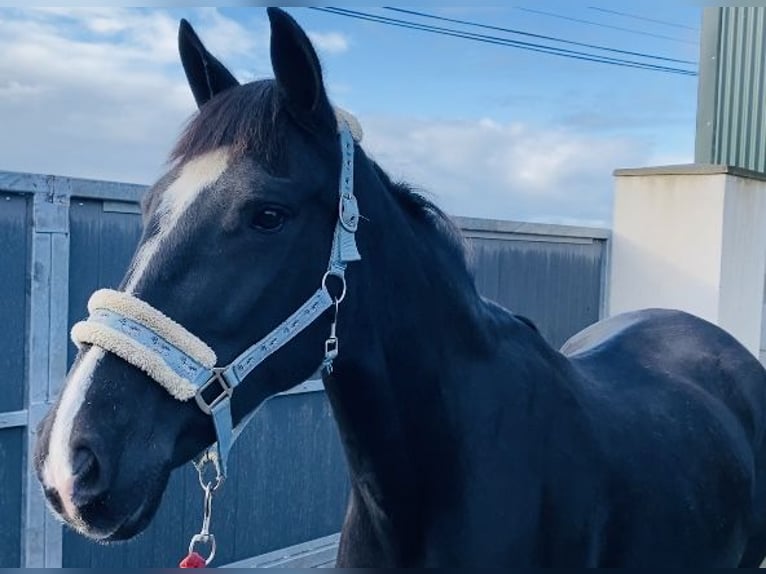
[322,271,347,304]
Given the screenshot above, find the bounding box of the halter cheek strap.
[71,123,360,477]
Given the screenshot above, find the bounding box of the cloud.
[26,8,187,64]
[308,31,350,54]
[0,8,264,183]
[360,115,656,226]
[0,8,354,185]
[191,8,265,62]
[0,8,655,227]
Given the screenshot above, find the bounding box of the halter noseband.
[71,122,361,477]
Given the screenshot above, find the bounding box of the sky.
[0,3,704,227]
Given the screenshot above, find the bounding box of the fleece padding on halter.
[71,289,217,401]
[334,107,363,142]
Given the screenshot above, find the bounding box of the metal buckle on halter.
[339,194,359,232]
[195,368,233,415]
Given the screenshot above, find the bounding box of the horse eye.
[251,206,288,232]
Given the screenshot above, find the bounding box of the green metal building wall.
[696,7,766,174]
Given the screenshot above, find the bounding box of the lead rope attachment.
[180,451,223,568]
[322,298,341,375]
[321,269,346,376]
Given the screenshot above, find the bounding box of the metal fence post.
[22,177,70,567]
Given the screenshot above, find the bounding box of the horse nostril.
[44,486,64,516]
[71,444,108,508]
[73,446,98,482]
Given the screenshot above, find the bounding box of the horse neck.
[322,163,490,557]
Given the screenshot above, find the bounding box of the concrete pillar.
[608,164,766,357]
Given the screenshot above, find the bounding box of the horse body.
[564,309,766,566]
[328,300,766,566]
[32,7,766,567]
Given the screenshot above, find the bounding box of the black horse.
[34,7,766,567]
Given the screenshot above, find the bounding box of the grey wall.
[459,217,607,349]
[0,171,609,568]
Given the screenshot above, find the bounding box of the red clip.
[179,551,207,568]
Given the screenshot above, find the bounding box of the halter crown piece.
[71,115,362,479]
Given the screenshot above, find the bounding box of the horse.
[34,7,766,567]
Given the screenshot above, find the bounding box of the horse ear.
[178,18,239,108]
[267,7,335,130]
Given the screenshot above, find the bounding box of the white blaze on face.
[42,347,104,521]
[42,148,230,520]
[125,148,231,293]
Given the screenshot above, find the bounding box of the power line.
[310,7,697,77]
[314,7,694,75]
[313,7,696,76]
[588,7,700,32]
[384,6,696,66]
[516,7,699,45]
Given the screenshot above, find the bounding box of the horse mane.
[370,163,473,277]
[366,162,497,346]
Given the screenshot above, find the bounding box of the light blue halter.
[81,123,360,478]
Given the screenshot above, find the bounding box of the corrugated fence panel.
[0,428,24,568]
[0,193,28,412]
[465,234,606,349]
[227,393,349,563]
[66,198,144,364]
[697,7,766,173]
[0,191,30,568]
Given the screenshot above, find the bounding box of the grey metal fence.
[0,170,609,568]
